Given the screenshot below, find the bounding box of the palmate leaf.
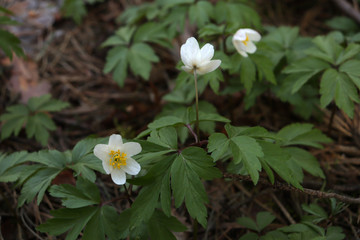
[320,68,360,118]
[61,0,87,24]
[128,42,159,80]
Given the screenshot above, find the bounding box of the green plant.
[0,94,69,146]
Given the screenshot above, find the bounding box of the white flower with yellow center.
[180,37,221,75]
[232,28,261,57]
[94,134,141,185]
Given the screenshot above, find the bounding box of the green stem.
[194,69,200,143]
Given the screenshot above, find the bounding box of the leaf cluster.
[0,94,70,146]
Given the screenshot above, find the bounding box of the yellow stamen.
[242,34,249,46]
[108,150,127,169]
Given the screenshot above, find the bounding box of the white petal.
[197,60,221,75]
[109,134,123,148]
[182,65,193,73]
[102,160,112,174]
[232,38,248,57]
[233,29,247,41]
[180,37,200,67]
[200,43,214,62]
[94,144,110,161]
[122,157,141,175]
[243,28,261,42]
[111,169,126,185]
[243,41,257,54]
[122,142,142,157]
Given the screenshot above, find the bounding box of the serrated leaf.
[171,147,220,227]
[285,147,325,179]
[18,167,63,206]
[339,59,360,89]
[61,0,87,24]
[335,43,360,65]
[133,22,171,48]
[0,151,29,182]
[283,57,330,74]
[277,123,332,148]
[103,46,128,87]
[188,1,213,27]
[230,136,263,184]
[251,54,276,84]
[208,133,230,161]
[260,141,303,189]
[37,206,98,240]
[0,29,24,59]
[240,56,256,91]
[0,115,27,139]
[128,42,159,80]
[147,210,187,240]
[320,68,360,118]
[49,177,100,208]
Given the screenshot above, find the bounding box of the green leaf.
[302,203,328,221]
[103,46,128,87]
[171,147,220,227]
[69,154,104,182]
[148,116,184,129]
[283,57,330,74]
[133,22,171,48]
[237,216,259,232]
[0,29,24,59]
[339,59,360,89]
[277,123,332,148]
[260,141,303,189]
[230,136,263,184]
[37,206,98,240]
[285,147,325,179]
[147,210,187,240]
[61,0,87,24]
[0,151,29,182]
[49,177,100,208]
[251,54,276,84]
[240,56,256,91]
[325,226,345,240]
[26,113,56,145]
[208,133,230,161]
[256,212,276,231]
[0,115,27,140]
[18,167,63,206]
[320,68,360,118]
[239,232,259,240]
[335,43,360,65]
[128,42,159,80]
[188,1,213,27]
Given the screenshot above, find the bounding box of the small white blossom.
[232,28,261,57]
[180,37,221,75]
[94,134,141,185]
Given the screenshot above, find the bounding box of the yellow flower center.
[242,35,249,46]
[109,150,127,169]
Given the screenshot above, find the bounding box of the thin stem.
[194,69,200,143]
[193,219,198,240]
[185,124,198,143]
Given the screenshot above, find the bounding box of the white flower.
[180,37,221,75]
[232,28,261,57]
[94,134,142,185]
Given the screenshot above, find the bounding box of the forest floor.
[0,0,359,239]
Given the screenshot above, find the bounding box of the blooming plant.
[94,134,141,185]
[232,28,261,57]
[1,0,359,239]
